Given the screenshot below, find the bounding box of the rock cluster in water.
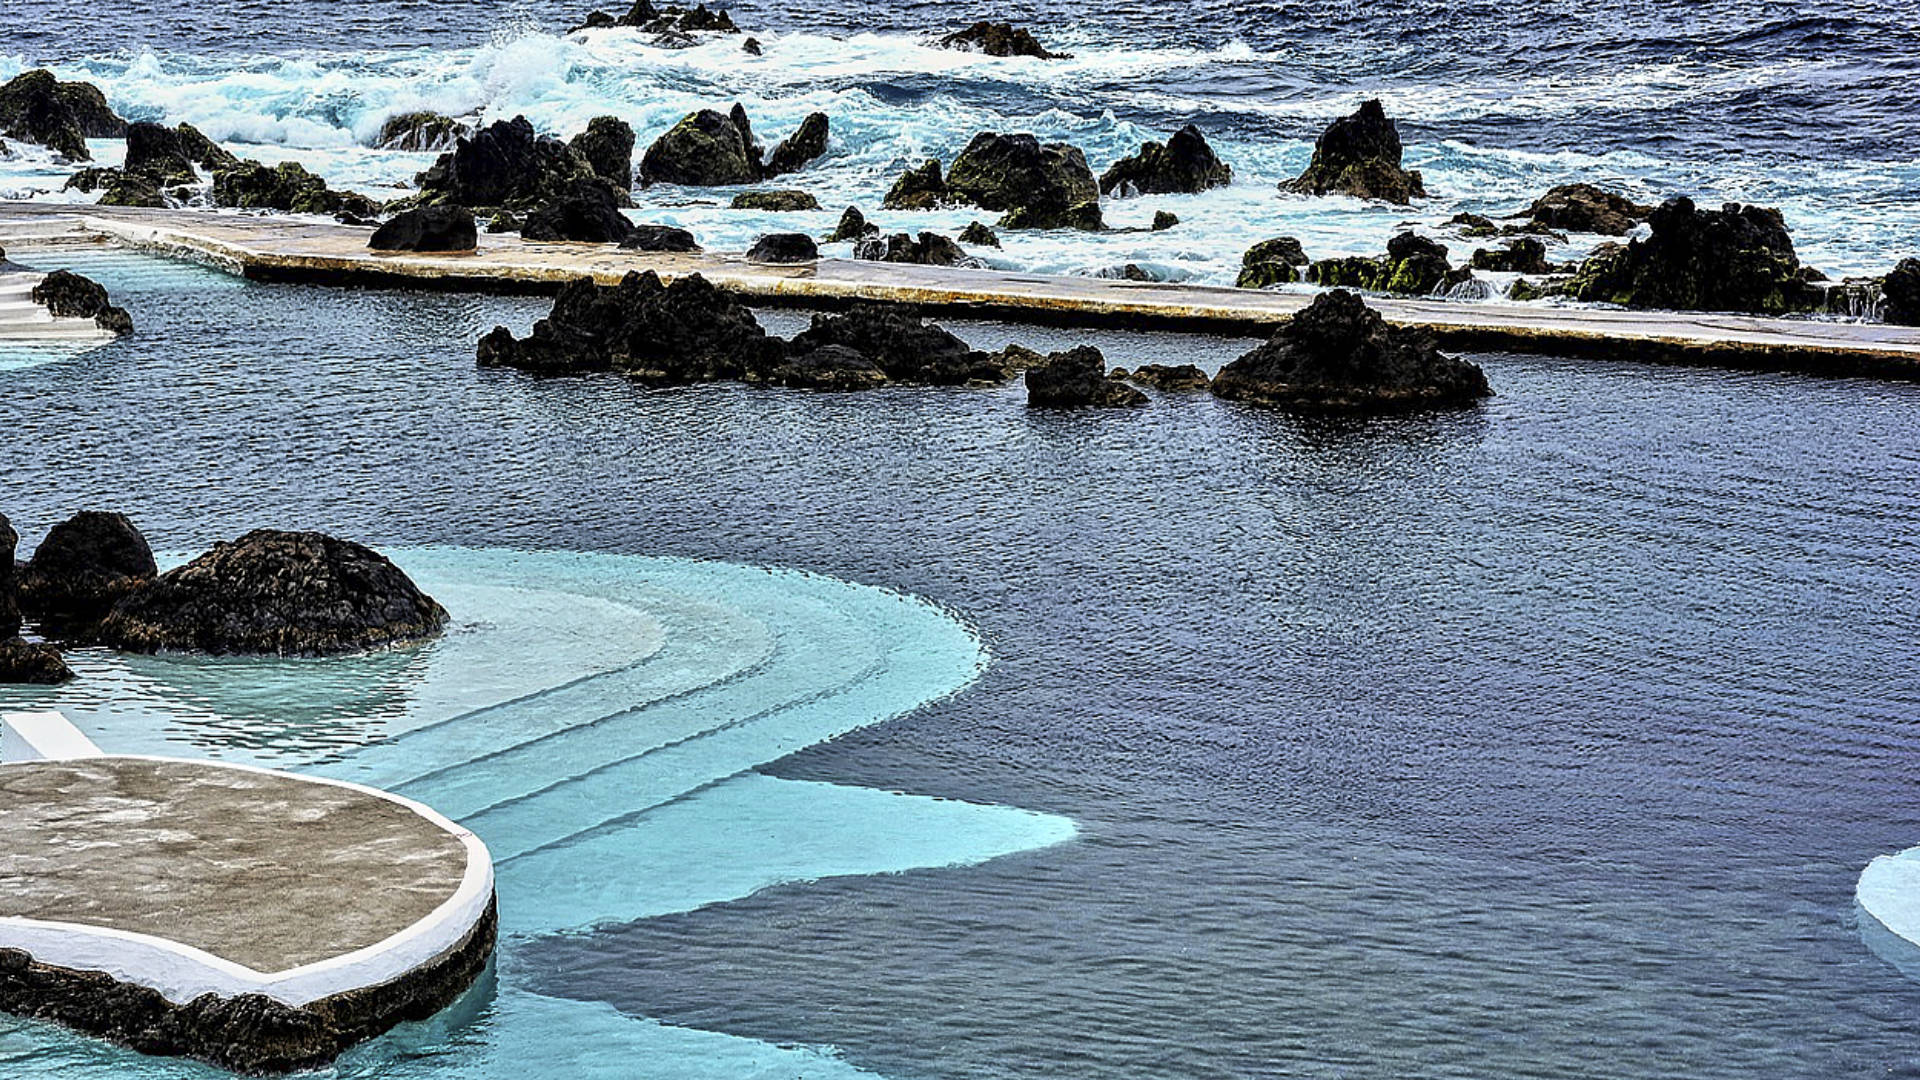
[15,511,159,634]
[1236,236,1311,289]
[30,270,133,334]
[640,105,830,186]
[375,111,472,151]
[574,0,742,39]
[1884,259,1920,326]
[1211,289,1492,411]
[1099,125,1232,196]
[0,70,125,162]
[1282,99,1425,204]
[1292,232,1469,297]
[1521,183,1651,236]
[1025,347,1147,408]
[937,22,1068,58]
[853,231,970,266]
[1561,196,1822,314]
[411,115,630,218]
[884,133,1102,230]
[0,514,68,684]
[96,530,448,657]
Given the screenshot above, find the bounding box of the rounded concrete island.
[0,756,496,1074]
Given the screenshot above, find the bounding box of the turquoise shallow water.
[0,546,1077,1077]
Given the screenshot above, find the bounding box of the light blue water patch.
[1858,846,1920,985]
[0,546,1076,1078]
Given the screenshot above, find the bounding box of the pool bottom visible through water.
[1,250,1919,1079]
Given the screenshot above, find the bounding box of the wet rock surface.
[368,206,478,252]
[746,232,818,263]
[522,180,635,243]
[1124,363,1211,390]
[1099,125,1231,196]
[764,112,829,177]
[946,132,1101,230]
[211,160,377,217]
[374,112,471,152]
[881,159,948,210]
[1562,196,1814,314]
[123,121,237,185]
[640,107,759,186]
[1282,99,1425,204]
[30,270,134,334]
[937,21,1067,58]
[0,638,73,684]
[1025,346,1148,407]
[414,115,623,213]
[731,189,821,212]
[570,115,636,190]
[1522,182,1651,235]
[1211,289,1492,411]
[828,206,879,241]
[957,220,1000,247]
[1236,235,1310,289]
[619,223,701,251]
[17,511,157,633]
[1305,232,1464,296]
[0,513,16,639]
[1884,258,1920,326]
[95,529,449,656]
[755,344,889,391]
[788,302,1010,385]
[477,271,785,382]
[0,70,117,161]
[853,231,969,266]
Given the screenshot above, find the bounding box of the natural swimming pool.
[4,249,1920,1078]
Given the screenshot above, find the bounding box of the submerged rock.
[731,189,820,211]
[787,302,1008,384]
[522,180,635,243]
[1562,196,1813,314]
[619,224,701,251]
[584,0,742,34]
[827,206,879,242]
[414,115,622,212]
[938,21,1067,58]
[369,206,478,252]
[755,344,889,391]
[946,132,1101,230]
[764,112,829,177]
[881,159,947,210]
[957,221,1000,247]
[1884,258,1920,326]
[96,530,448,657]
[1099,125,1231,196]
[30,270,133,334]
[0,69,113,161]
[853,231,969,266]
[375,111,471,152]
[17,511,158,632]
[211,160,377,217]
[746,232,818,263]
[1026,346,1148,408]
[1282,99,1425,204]
[1126,363,1210,390]
[0,637,72,684]
[1211,289,1491,411]
[123,121,237,185]
[570,115,636,190]
[477,271,783,383]
[1236,236,1310,289]
[1522,182,1650,236]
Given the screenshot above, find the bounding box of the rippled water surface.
[2,250,1920,1077]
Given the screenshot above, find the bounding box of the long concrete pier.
[5,202,1920,378]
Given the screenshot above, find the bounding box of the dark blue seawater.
[3,252,1920,1077]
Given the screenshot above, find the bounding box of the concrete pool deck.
[0,738,495,1072]
[3,202,1919,379]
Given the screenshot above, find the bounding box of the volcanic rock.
[1026,346,1148,407]
[1099,125,1231,196]
[17,511,157,631]
[368,206,479,252]
[1211,289,1491,410]
[30,270,133,333]
[1282,99,1425,204]
[96,530,447,656]
[937,22,1067,59]
[619,224,701,251]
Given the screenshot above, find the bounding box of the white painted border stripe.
[0,755,494,1007]
[1,711,103,762]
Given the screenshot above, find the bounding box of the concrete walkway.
[3,202,1918,378]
